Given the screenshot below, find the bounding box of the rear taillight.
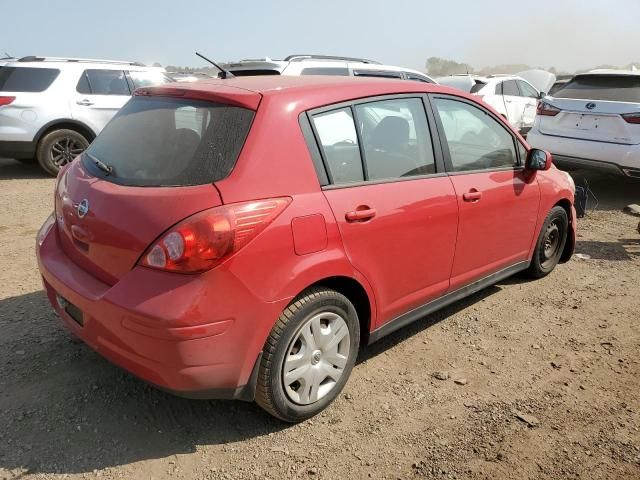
[536,102,560,117]
[0,96,15,106]
[139,197,291,273]
[622,113,640,124]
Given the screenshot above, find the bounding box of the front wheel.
[37,129,90,176]
[527,206,569,278]
[255,288,360,423]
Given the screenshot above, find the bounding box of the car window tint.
[495,82,503,95]
[353,70,402,79]
[434,98,517,172]
[0,67,59,92]
[76,72,91,94]
[85,69,130,95]
[355,98,435,180]
[554,75,640,102]
[502,80,519,96]
[312,108,364,184]
[405,73,434,83]
[128,70,172,89]
[517,80,538,98]
[300,67,349,76]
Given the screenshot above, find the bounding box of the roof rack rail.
[18,56,147,67]
[284,54,380,65]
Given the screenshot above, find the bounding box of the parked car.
[221,54,436,83]
[528,70,640,178]
[0,56,172,175]
[437,73,549,134]
[0,56,16,67]
[36,75,576,422]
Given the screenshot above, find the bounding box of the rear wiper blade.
[86,153,114,176]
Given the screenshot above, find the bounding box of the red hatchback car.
[36,76,576,422]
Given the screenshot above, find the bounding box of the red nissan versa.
[36,76,576,422]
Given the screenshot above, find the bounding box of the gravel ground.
[0,158,639,480]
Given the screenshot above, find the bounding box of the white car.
[437,73,550,134]
[527,70,640,178]
[221,55,436,83]
[0,56,172,175]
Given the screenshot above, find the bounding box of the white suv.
[221,55,436,83]
[437,74,545,133]
[0,56,172,175]
[527,70,640,178]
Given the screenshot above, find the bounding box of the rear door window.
[433,97,517,172]
[517,80,538,98]
[82,96,255,186]
[0,67,59,92]
[353,69,402,79]
[300,67,349,76]
[355,98,435,179]
[554,75,640,102]
[78,69,131,95]
[502,80,519,96]
[312,108,364,184]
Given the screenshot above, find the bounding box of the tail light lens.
[622,113,640,124]
[139,197,291,273]
[0,96,16,107]
[536,102,560,117]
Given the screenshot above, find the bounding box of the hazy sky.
[3,0,639,72]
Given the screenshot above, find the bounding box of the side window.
[128,71,172,89]
[517,141,528,165]
[405,73,434,83]
[353,69,402,79]
[312,108,364,184]
[433,97,517,172]
[82,69,130,95]
[517,80,539,98]
[495,82,503,95]
[355,98,435,180]
[76,72,91,94]
[502,80,519,96]
[300,67,349,76]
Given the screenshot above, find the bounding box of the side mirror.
[538,91,546,99]
[526,149,553,171]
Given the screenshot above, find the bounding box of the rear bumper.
[527,129,640,177]
[0,140,36,159]
[36,224,286,399]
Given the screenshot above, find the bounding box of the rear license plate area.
[56,294,84,326]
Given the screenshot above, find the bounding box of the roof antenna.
[195,52,235,79]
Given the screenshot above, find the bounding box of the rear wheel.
[527,206,568,278]
[37,129,90,176]
[255,288,360,422]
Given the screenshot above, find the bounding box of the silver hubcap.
[282,311,350,405]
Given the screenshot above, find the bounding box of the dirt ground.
[0,158,638,480]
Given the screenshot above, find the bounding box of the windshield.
[83,96,254,186]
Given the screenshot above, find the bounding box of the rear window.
[300,67,349,76]
[0,67,59,92]
[555,75,640,102]
[470,81,487,94]
[83,96,255,186]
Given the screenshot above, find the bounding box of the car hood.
[516,70,557,95]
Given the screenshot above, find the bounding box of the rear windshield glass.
[555,75,640,102]
[0,67,60,92]
[83,96,255,186]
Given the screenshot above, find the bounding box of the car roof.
[3,57,162,71]
[140,75,463,112]
[580,69,640,77]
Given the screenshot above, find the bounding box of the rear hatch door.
[539,74,640,145]
[55,90,258,284]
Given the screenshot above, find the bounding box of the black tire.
[255,287,360,423]
[37,129,90,176]
[527,206,568,278]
